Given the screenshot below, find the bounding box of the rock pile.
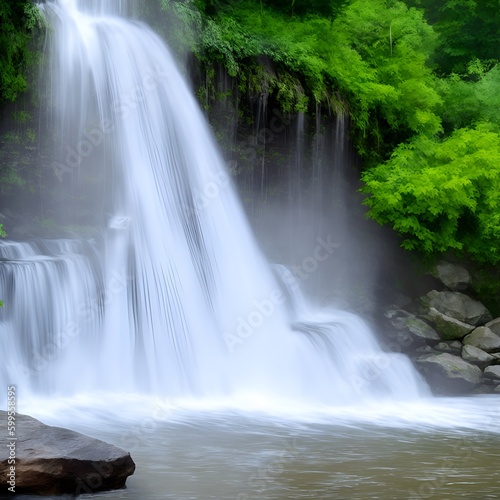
[384,261,500,395]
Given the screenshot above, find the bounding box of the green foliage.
[361,59,500,269]
[262,0,348,17]
[407,0,500,74]
[327,0,441,161]
[362,124,500,264]
[0,0,43,102]
[180,0,442,162]
[154,0,497,174]
[149,0,500,274]
[194,3,329,110]
[436,64,500,133]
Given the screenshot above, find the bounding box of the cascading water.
[0,0,428,408]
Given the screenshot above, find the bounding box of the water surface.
[14,394,500,500]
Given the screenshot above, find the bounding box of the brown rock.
[0,412,135,495]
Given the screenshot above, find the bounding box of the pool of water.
[11,395,500,500]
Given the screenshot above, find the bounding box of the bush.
[362,123,500,264]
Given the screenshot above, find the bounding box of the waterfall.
[0,0,428,407]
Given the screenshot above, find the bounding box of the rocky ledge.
[384,260,500,395]
[0,412,135,496]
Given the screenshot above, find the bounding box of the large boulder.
[414,353,483,394]
[463,327,500,353]
[385,309,440,348]
[426,307,474,340]
[485,317,500,336]
[461,345,495,368]
[422,291,492,326]
[484,366,500,380]
[434,261,472,291]
[0,412,135,495]
[435,341,462,355]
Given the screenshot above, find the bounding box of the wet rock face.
[0,412,135,496]
[385,294,499,395]
[484,365,500,381]
[461,345,495,369]
[385,309,440,349]
[421,290,493,327]
[414,353,483,394]
[426,307,474,340]
[486,318,500,336]
[381,259,500,396]
[434,261,472,291]
[463,327,500,353]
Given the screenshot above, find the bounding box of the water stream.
[1,0,426,405]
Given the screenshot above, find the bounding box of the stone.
[472,385,494,395]
[413,346,438,355]
[461,345,495,368]
[427,307,474,340]
[481,377,497,386]
[485,317,500,336]
[494,385,500,394]
[463,327,500,353]
[390,294,413,309]
[414,353,483,394]
[484,366,500,380]
[0,412,135,496]
[435,341,462,354]
[386,309,440,349]
[422,290,492,326]
[434,260,472,291]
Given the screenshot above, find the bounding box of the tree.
[326,0,441,162]
[406,0,500,74]
[362,123,500,264]
[262,0,348,17]
[0,0,41,102]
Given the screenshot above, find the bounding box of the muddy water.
[14,395,500,500]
